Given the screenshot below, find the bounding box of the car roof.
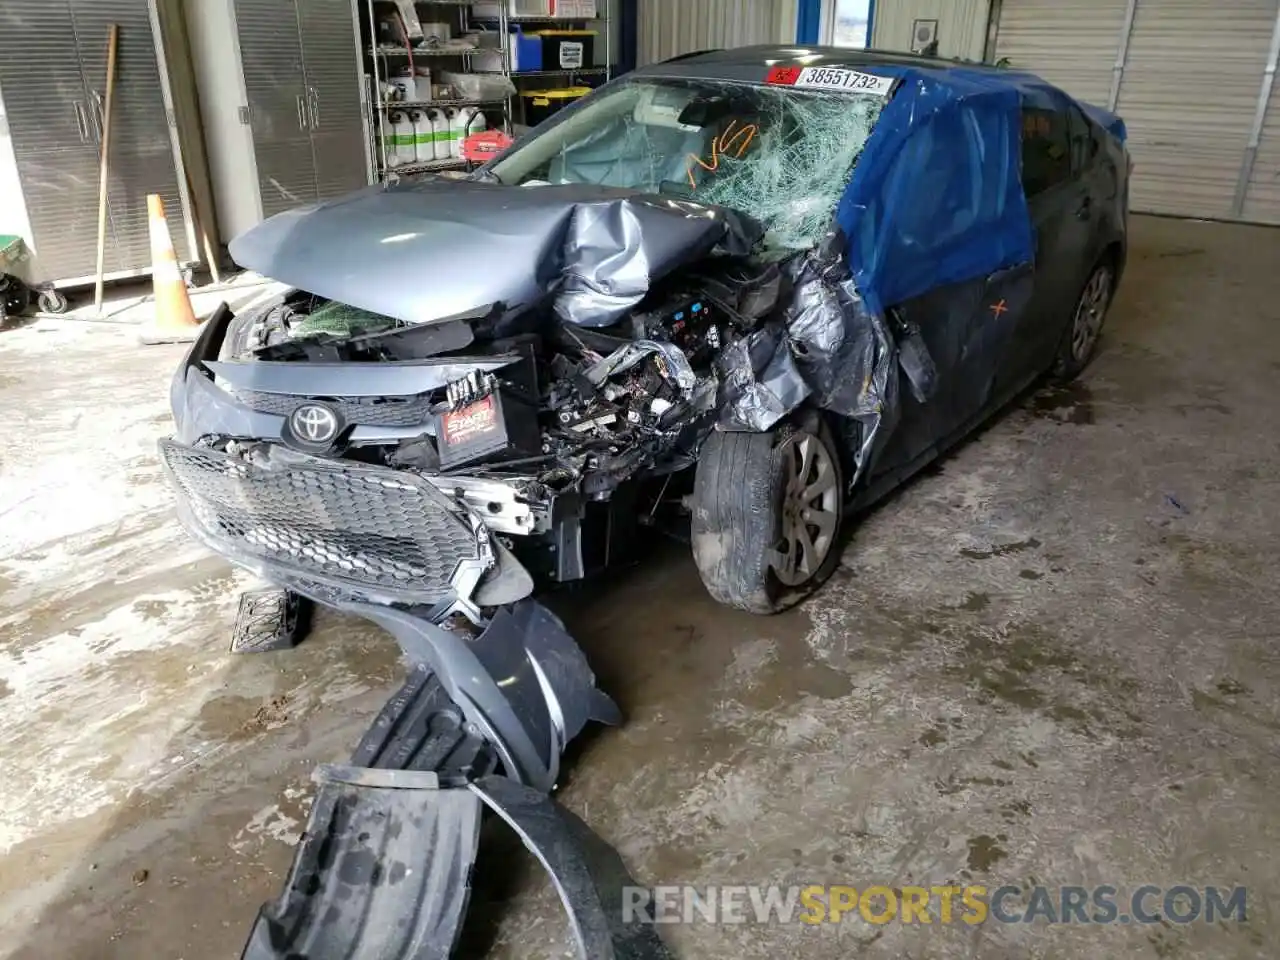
[632,44,1052,101]
[641,44,1000,76]
[631,43,1126,139]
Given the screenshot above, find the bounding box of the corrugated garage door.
[1241,42,1280,222]
[995,0,1280,224]
[993,0,1131,108]
[637,0,798,66]
[1117,0,1278,219]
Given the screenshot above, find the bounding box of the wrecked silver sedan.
[161,47,1127,959]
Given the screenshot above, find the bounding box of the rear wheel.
[691,413,844,614]
[1053,261,1114,379]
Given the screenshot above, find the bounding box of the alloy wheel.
[1071,267,1112,362]
[771,431,841,587]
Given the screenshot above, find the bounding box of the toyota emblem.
[290,403,339,444]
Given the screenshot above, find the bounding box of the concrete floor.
[1,214,1277,959]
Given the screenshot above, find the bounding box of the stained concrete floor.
[1,214,1277,959]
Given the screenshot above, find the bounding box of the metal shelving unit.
[361,1,614,178]
[391,157,471,175]
[369,44,504,57]
[512,67,608,78]
[375,97,508,110]
[494,2,614,131]
[363,0,513,182]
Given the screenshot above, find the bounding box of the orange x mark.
[990,299,1009,318]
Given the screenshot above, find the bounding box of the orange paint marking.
[686,119,760,191]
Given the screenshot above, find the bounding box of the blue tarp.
[833,64,1121,316]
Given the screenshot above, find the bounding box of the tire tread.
[692,417,842,615]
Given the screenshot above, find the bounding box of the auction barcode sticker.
[768,65,894,96]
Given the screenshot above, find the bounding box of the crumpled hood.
[228,179,762,328]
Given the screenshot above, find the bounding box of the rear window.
[489,78,886,251]
[1020,107,1071,197]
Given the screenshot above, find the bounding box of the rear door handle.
[1076,195,1093,220]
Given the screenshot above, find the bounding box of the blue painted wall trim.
[617,0,638,73]
[796,0,822,44]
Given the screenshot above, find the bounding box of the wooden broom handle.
[94,23,119,313]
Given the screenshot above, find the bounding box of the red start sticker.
[766,66,802,85]
[442,395,497,445]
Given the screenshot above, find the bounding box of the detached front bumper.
[162,305,656,959]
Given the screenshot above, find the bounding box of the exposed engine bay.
[206,255,788,588]
[163,183,909,651]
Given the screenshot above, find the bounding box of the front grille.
[233,389,436,428]
[159,439,488,603]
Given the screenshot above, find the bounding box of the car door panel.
[867,262,1034,487]
[996,105,1091,388]
[1071,106,1124,281]
[1028,181,1090,364]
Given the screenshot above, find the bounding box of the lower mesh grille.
[159,440,486,602]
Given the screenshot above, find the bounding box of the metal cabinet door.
[298,0,372,201]
[70,0,188,273]
[234,0,318,219]
[0,0,115,281]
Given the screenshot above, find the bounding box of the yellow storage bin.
[520,86,592,125]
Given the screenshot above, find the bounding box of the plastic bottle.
[409,110,433,162]
[444,108,461,159]
[391,111,417,166]
[454,108,474,159]
[455,107,488,155]
[384,111,405,167]
[425,109,448,160]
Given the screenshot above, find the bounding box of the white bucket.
[390,72,417,101]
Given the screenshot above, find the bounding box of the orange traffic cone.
[138,194,202,345]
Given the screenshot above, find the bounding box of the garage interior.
[2,1,1279,959]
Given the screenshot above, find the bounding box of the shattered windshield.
[489,78,885,251]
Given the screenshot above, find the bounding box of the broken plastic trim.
[241,766,484,960]
[339,599,619,793]
[241,632,661,960]
[715,235,904,486]
[242,769,673,960]
[471,775,675,960]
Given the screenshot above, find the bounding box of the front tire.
[691,412,844,614]
[1053,261,1114,380]
[220,300,297,360]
